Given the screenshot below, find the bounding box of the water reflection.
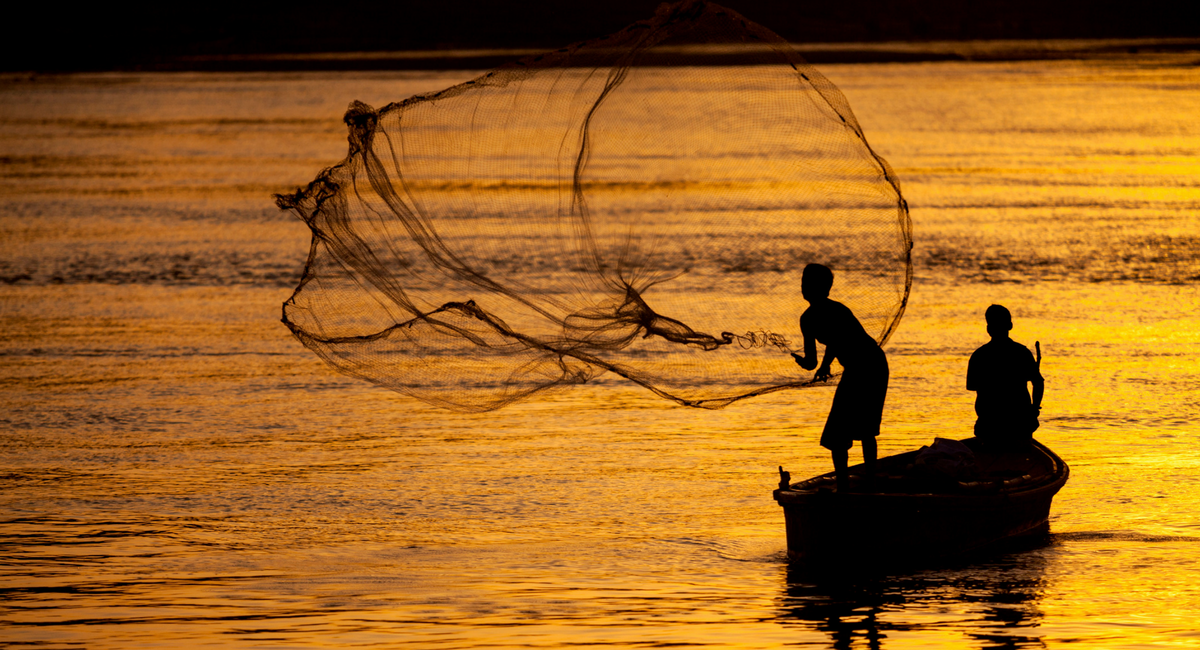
[777,544,1051,649]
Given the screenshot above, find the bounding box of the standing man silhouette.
[791,264,889,492]
[967,305,1044,450]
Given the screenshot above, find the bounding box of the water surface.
[2,56,1199,647]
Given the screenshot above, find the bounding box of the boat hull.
[774,439,1068,563]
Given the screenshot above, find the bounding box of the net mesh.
[276,0,913,412]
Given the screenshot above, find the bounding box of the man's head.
[801,264,833,301]
[985,304,1013,339]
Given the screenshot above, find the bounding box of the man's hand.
[814,365,832,382]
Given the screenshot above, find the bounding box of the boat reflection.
[776,541,1053,649]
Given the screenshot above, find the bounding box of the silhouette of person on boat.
[791,264,889,492]
[773,300,1068,563]
[968,304,1044,451]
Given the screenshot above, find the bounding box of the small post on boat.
[778,466,791,491]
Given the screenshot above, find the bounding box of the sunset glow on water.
[2,55,1199,647]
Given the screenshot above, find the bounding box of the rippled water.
[2,56,1199,648]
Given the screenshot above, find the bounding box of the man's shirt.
[967,337,1040,421]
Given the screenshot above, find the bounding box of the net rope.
[276,0,913,412]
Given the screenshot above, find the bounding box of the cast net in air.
[276,1,913,412]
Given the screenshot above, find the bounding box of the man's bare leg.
[862,437,877,476]
[832,448,849,492]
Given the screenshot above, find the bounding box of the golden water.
[2,56,1199,647]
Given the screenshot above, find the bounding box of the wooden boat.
[773,437,1069,563]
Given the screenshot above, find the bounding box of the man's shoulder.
[1004,338,1035,358]
[970,339,1000,358]
[802,299,854,321]
[975,338,1032,354]
[970,339,1035,370]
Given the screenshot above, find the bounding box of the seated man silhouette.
[791,263,889,491]
[967,305,1044,450]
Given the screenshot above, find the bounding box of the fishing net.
[276,0,912,412]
